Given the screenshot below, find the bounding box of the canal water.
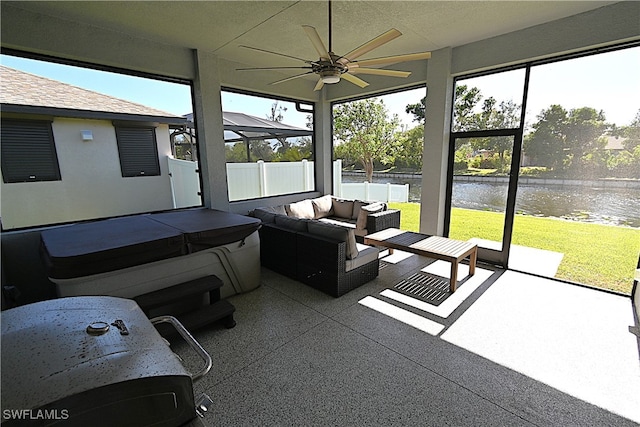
[453,182,640,228]
[342,175,640,228]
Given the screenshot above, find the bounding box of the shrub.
[453,160,468,171]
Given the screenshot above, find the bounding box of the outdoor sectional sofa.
[252,195,400,296]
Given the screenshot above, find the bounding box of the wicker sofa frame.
[259,222,380,297]
[253,197,400,297]
[361,209,401,241]
[297,231,380,297]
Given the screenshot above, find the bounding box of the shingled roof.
[0,65,184,123]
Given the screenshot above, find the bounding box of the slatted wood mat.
[393,271,451,306]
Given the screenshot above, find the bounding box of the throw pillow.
[356,203,385,229]
[307,221,359,260]
[311,195,334,219]
[272,205,287,215]
[351,200,368,219]
[285,199,315,219]
[332,198,354,219]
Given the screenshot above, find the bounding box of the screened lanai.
[1,2,639,425]
[171,112,313,162]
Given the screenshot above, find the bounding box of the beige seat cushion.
[307,221,359,260]
[345,244,379,272]
[319,217,356,229]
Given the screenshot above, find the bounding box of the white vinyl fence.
[336,181,409,203]
[167,157,202,208]
[332,159,409,203]
[227,160,315,199]
[168,157,409,203]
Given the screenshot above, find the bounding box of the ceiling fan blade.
[314,78,324,91]
[341,72,369,88]
[350,52,432,68]
[302,25,330,60]
[349,68,411,78]
[270,71,315,85]
[239,45,314,64]
[338,29,402,64]
[237,66,313,71]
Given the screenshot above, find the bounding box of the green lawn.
[389,202,640,294]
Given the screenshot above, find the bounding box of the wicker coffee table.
[364,228,477,292]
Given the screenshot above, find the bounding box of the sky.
[458,47,640,129]
[2,46,638,130]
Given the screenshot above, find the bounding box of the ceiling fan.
[236,1,431,91]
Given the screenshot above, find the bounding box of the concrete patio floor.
[469,238,565,277]
[174,251,640,426]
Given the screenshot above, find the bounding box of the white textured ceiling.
[5,1,617,90]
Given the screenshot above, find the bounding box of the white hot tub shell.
[51,230,261,300]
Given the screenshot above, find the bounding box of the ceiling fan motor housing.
[313,57,346,84]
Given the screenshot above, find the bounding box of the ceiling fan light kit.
[238,1,431,91]
[320,69,341,84]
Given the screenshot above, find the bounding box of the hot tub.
[41,208,261,299]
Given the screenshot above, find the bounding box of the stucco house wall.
[1,117,175,229]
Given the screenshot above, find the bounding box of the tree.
[333,98,400,182]
[605,111,640,178]
[524,105,609,176]
[395,125,424,170]
[249,139,274,162]
[267,101,287,123]
[405,84,483,127]
[225,142,250,163]
[563,107,608,173]
[272,138,313,162]
[266,101,291,153]
[172,133,196,161]
[468,98,521,171]
[405,97,426,123]
[524,104,568,171]
[452,84,483,131]
[621,109,640,151]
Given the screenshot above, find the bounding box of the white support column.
[192,49,229,211]
[420,47,453,236]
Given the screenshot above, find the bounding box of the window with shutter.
[1,119,61,183]
[115,126,161,177]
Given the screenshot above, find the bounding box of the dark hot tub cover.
[42,216,185,279]
[41,209,261,280]
[149,208,260,250]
